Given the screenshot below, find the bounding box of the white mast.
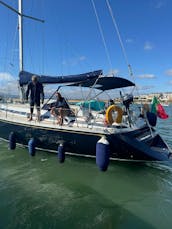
[18,0,23,72]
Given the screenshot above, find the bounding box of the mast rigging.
[0,0,44,23]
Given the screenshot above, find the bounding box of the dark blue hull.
[0,118,171,161]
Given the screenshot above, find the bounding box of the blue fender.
[9,132,16,150]
[58,144,65,163]
[96,136,110,171]
[28,138,36,156]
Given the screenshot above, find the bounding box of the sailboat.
[0,0,171,170]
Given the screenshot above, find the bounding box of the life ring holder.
[105,105,123,125]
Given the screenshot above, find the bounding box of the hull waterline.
[0,118,171,162]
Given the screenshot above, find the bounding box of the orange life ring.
[105,105,123,125]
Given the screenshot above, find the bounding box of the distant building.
[134,92,172,104]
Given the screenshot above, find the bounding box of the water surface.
[0,106,172,228]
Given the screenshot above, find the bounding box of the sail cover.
[19,70,102,86]
[72,76,135,91]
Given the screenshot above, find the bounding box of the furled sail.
[19,70,102,86]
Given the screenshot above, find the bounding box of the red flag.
[157,104,169,119]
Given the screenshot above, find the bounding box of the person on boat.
[104,99,115,109]
[108,99,115,107]
[139,103,150,118]
[50,92,70,125]
[26,75,44,121]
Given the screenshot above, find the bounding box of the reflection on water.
[0,106,172,229]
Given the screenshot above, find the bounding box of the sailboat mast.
[0,0,44,74]
[18,0,23,72]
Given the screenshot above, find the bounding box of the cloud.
[0,81,19,96]
[62,56,86,66]
[155,0,166,9]
[168,80,172,84]
[138,74,156,79]
[144,41,153,50]
[0,72,18,95]
[107,69,119,76]
[136,85,154,91]
[126,38,134,44]
[165,69,172,76]
[79,56,86,61]
[0,72,15,82]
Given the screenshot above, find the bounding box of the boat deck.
[0,103,125,135]
[0,102,145,136]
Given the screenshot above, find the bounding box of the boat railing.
[0,102,146,131]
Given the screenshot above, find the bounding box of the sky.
[0,0,172,97]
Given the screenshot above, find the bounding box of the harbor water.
[0,106,172,229]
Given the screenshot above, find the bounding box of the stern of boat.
[108,126,172,161]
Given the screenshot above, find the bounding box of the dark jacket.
[54,97,69,109]
[26,81,44,104]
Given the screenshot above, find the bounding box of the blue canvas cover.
[19,70,102,86]
[72,76,135,91]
